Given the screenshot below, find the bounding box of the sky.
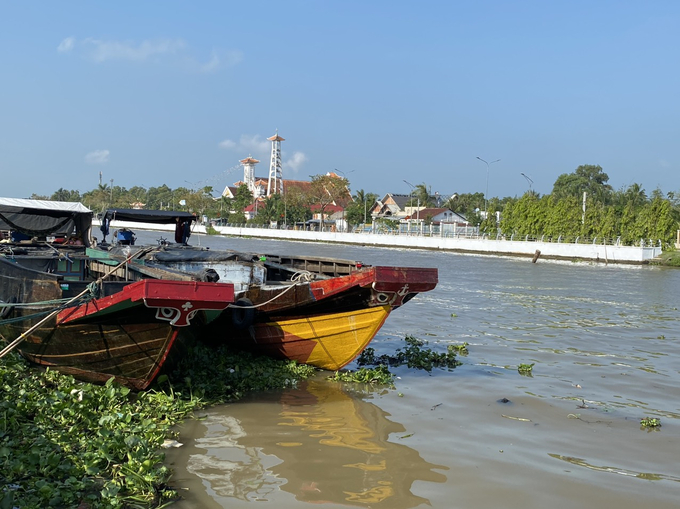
[1,1,679,202]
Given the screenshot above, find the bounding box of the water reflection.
[184,379,447,507]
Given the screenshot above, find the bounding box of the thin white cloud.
[219,135,307,174]
[198,49,243,73]
[200,51,221,73]
[57,36,242,72]
[85,150,110,165]
[284,151,308,174]
[218,139,236,149]
[57,37,75,53]
[83,38,186,63]
[218,134,270,155]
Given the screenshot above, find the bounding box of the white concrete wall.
[93,220,661,264]
[213,226,661,263]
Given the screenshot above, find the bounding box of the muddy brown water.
[135,232,680,508]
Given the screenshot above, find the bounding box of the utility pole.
[476,157,500,216]
[582,192,587,225]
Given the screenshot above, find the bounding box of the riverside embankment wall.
[94,220,662,264]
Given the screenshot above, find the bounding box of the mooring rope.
[0,298,74,309]
[0,249,150,359]
[226,270,316,310]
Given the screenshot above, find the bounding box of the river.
[136,231,680,509]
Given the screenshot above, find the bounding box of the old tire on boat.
[231,298,255,330]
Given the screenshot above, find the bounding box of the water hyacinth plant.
[0,343,317,509]
[356,335,463,372]
[328,365,395,385]
[518,363,535,376]
[640,417,661,430]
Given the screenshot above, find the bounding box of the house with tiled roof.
[404,208,467,224]
[221,185,239,199]
[370,193,421,219]
[242,198,268,221]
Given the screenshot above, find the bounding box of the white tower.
[240,156,259,194]
[267,132,284,196]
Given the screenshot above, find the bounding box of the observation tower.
[240,156,259,194]
[267,132,285,196]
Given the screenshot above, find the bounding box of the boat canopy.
[102,208,196,225]
[0,198,93,246]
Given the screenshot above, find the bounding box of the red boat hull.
[0,258,234,389]
[212,266,438,369]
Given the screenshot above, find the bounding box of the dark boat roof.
[0,197,93,245]
[102,208,195,225]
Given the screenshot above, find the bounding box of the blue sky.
[1,1,679,202]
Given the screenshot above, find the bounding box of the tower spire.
[267,131,285,196]
[240,155,260,195]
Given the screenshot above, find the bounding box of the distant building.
[404,207,467,224]
[220,133,352,224]
[370,193,418,219]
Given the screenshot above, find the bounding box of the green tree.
[543,195,582,240]
[232,184,254,212]
[308,173,349,227]
[282,186,312,226]
[251,194,283,225]
[127,186,148,207]
[184,186,216,219]
[633,196,677,248]
[552,164,613,203]
[345,189,378,227]
[50,188,81,202]
[443,192,484,223]
[500,194,545,238]
[146,185,175,210]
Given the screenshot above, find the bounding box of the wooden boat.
[99,208,439,371]
[0,199,234,389]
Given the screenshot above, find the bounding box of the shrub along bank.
[0,347,315,509]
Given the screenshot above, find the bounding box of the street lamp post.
[520,173,534,192]
[403,180,421,235]
[334,169,353,232]
[476,157,500,216]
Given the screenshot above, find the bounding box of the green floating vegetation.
[328,365,395,386]
[356,335,463,372]
[168,344,317,404]
[640,417,661,429]
[0,344,316,509]
[518,363,535,375]
[448,342,469,356]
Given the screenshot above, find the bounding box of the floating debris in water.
[502,414,532,422]
[162,439,184,448]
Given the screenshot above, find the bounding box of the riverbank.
[0,347,316,508]
[93,220,663,265]
[650,251,680,266]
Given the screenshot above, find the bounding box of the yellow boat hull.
[245,305,391,370]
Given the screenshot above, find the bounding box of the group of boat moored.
[0,198,438,389]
